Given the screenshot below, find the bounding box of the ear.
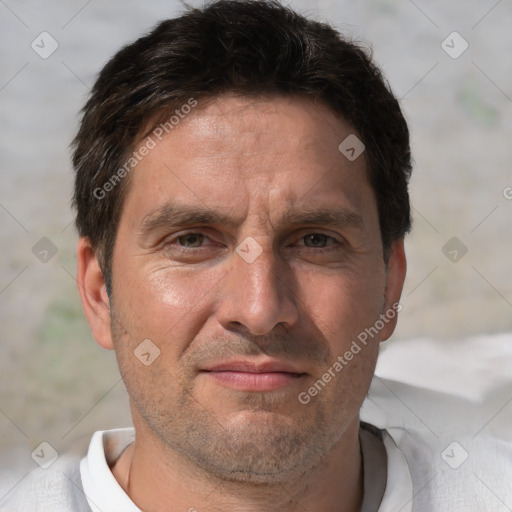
[380,238,407,341]
[76,237,114,350]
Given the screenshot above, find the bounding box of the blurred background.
[1,0,511,495]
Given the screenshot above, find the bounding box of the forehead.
[121,94,375,230]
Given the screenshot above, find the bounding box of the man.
[1,1,417,510]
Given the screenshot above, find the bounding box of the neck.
[112,418,363,512]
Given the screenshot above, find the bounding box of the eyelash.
[163,231,342,254]
[161,233,215,257]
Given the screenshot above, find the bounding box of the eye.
[162,231,220,261]
[302,234,334,249]
[176,233,206,248]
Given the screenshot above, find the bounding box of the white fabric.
[80,428,139,512]
[379,431,413,512]
[0,455,90,511]
[361,333,512,512]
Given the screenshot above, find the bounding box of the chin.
[190,415,331,484]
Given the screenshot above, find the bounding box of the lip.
[201,359,307,392]
[203,359,303,374]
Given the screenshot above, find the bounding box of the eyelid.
[293,230,344,244]
[165,230,213,246]
[161,229,346,250]
[299,237,342,254]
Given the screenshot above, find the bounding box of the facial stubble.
[109,313,369,485]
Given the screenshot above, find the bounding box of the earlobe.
[380,239,407,341]
[76,237,114,350]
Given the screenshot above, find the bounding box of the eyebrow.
[138,202,364,237]
[139,204,240,236]
[280,207,363,230]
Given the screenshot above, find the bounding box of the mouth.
[200,360,308,392]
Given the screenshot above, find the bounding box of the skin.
[77,94,406,512]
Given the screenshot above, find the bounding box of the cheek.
[110,267,212,401]
[113,262,220,349]
[301,270,385,415]
[299,266,386,349]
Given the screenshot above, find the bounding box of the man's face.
[105,95,404,482]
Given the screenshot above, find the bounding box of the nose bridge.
[217,238,298,335]
[238,239,279,299]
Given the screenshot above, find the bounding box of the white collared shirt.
[80,425,413,512]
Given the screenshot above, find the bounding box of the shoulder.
[0,455,91,512]
[364,334,512,511]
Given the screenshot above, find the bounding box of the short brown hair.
[72,0,412,293]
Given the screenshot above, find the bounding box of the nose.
[215,240,299,336]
